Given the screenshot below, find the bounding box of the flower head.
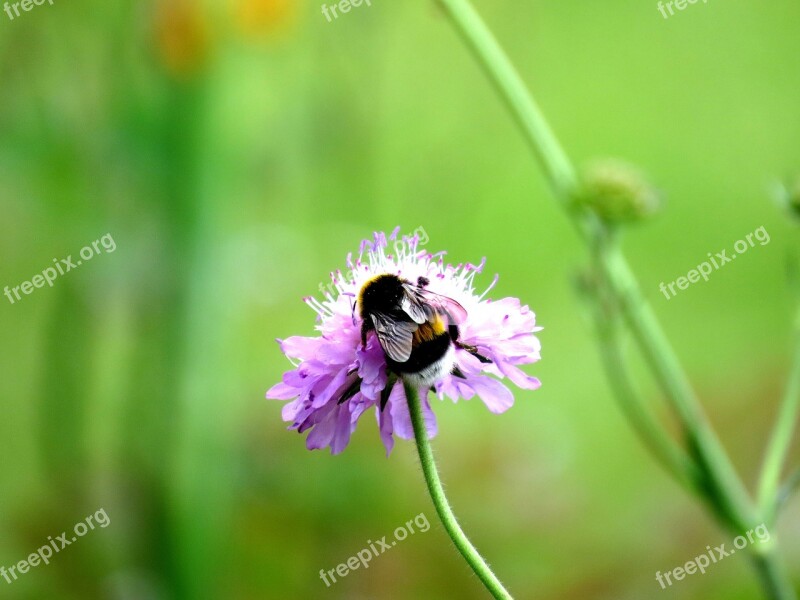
[267,228,542,455]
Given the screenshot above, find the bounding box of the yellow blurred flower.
[154,0,211,78]
[233,0,298,39]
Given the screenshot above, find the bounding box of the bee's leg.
[336,372,362,405]
[380,374,398,411]
[452,365,467,379]
[449,325,492,364]
[448,324,460,342]
[464,346,492,363]
[361,319,371,349]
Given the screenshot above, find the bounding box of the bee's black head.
[358,274,405,318]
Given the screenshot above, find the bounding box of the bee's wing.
[370,312,417,363]
[399,292,431,324]
[401,284,468,325]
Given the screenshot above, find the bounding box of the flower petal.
[330,404,354,455]
[466,376,515,414]
[266,381,298,400]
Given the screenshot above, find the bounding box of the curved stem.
[758,307,800,525]
[435,0,758,531]
[597,247,756,532]
[588,290,703,494]
[404,381,514,600]
[436,0,755,529]
[434,0,590,236]
[433,0,796,596]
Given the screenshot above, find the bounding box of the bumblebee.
[338,273,490,409]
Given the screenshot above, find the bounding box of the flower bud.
[578,159,661,223]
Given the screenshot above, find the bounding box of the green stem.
[434,0,590,236]
[750,544,798,600]
[588,287,703,494]
[437,0,755,531]
[435,0,756,529]
[758,307,800,525]
[597,247,756,532]
[404,381,514,600]
[775,469,800,514]
[434,0,796,596]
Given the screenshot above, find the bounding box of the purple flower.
[267,228,542,455]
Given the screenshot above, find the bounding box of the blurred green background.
[1,0,799,598]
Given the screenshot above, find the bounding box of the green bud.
[578,159,661,223]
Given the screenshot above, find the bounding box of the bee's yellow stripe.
[431,313,445,334]
[413,314,446,345]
